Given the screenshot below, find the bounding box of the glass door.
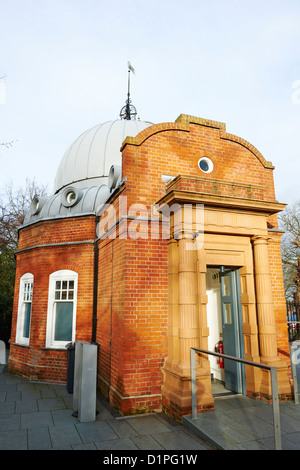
[220,266,243,394]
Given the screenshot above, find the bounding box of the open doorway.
[206,266,245,397]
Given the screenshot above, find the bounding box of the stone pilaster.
[252,236,278,363]
[252,235,291,398]
[162,211,213,418]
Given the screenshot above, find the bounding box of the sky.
[1,0,300,207]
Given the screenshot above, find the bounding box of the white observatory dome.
[54,119,153,193]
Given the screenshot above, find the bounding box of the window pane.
[68,291,74,300]
[23,303,31,339]
[55,291,60,300]
[62,281,68,290]
[29,284,33,301]
[223,276,231,296]
[54,302,73,342]
[55,281,61,290]
[23,282,33,303]
[224,303,232,324]
[61,291,67,300]
[69,280,74,290]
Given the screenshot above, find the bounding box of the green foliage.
[0,248,15,345]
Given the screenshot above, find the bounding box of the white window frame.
[16,273,34,346]
[46,270,78,349]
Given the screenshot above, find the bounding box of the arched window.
[16,273,34,345]
[46,270,78,348]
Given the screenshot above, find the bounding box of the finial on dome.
[119,62,137,120]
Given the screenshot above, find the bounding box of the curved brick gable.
[121,113,274,170]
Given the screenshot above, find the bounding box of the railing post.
[270,367,282,450]
[290,343,299,405]
[189,347,283,450]
[190,348,197,420]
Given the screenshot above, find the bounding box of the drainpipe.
[92,215,100,344]
[108,239,114,401]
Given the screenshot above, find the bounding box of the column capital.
[251,235,270,245]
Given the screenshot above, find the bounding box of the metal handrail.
[190,347,282,450]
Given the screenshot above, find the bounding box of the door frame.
[209,265,246,395]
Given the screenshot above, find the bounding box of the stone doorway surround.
[157,180,292,420]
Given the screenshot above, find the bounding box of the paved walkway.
[0,364,216,451]
[184,394,300,450]
[3,357,300,451]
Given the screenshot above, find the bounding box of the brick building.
[8,84,292,420]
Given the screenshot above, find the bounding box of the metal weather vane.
[119,62,137,120]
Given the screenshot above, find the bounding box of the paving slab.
[0,429,28,450]
[49,423,82,448]
[153,429,210,450]
[37,397,67,411]
[75,420,119,444]
[130,434,165,450]
[95,437,140,450]
[122,415,173,436]
[20,410,54,429]
[0,413,20,431]
[15,399,39,414]
[28,426,52,450]
[107,419,140,439]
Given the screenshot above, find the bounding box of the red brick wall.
[96,219,168,414]
[268,231,290,360]
[18,216,95,250]
[121,117,276,209]
[8,216,95,383]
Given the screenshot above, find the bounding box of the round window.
[66,190,76,205]
[32,199,40,214]
[61,186,82,208]
[31,196,41,215]
[198,157,213,174]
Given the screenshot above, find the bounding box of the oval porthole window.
[61,186,82,208]
[198,157,213,174]
[66,190,76,205]
[31,197,40,215]
[30,196,46,215]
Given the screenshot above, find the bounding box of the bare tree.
[0,142,14,148]
[0,178,48,344]
[0,178,48,251]
[279,201,300,301]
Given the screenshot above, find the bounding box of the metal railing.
[190,348,282,450]
[290,343,299,405]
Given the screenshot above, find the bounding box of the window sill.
[42,347,68,351]
[12,343,30,349]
